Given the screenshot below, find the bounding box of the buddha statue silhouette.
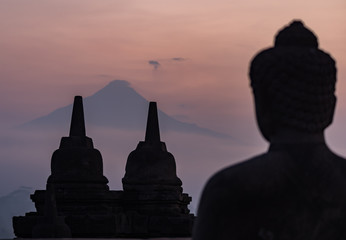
[193,20,346,239]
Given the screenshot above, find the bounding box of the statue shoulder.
[193,153,282,240]
[206,152,287,191]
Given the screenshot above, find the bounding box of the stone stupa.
[120,102,194,237]
[13,96,123,237]
[13,97,194,238]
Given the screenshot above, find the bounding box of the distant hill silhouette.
[0,187,35,238]
[22,80,231,139]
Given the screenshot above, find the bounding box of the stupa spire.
[69,96,86,137]
[14,98,194,238]
[145,102,161,143]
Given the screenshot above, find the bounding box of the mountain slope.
[22,80,231,139]
[0,187,35,239]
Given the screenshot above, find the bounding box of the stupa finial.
[145,102,161,143]
[69,96,86,137]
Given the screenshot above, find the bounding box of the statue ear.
[253,90,276,142]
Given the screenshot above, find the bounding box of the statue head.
[249,20,337,141]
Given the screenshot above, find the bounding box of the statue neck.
[270,128,325,145]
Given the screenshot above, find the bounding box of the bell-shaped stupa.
[47,96,109,190]
[32,96,116,217]
[123,102,182,190]
[13,98,193,238]
[13,96,122,238]
[120,102,194,238]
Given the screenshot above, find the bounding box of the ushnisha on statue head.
[249,20,337,141]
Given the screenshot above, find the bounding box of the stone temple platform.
[2,238,191,240]
[13,97,194,238]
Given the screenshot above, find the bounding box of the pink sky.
[0,1,346,224]
[0,0,345,189]
[1,0,345,136]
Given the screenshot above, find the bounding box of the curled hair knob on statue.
[193,20,346,240]
[250,20,337,139]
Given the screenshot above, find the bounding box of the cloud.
[148,60,160,70]
[171,57,186,61]
[148,58,186,70]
